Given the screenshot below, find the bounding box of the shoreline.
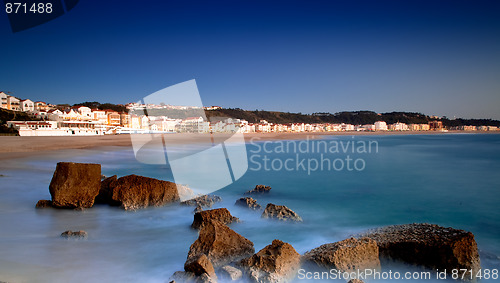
[0,131,497,161]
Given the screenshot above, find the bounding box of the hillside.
[0,108,37,134]
[205,108,500,127]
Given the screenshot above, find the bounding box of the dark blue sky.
[1,0,500,119]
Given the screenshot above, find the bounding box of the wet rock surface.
[187,220,255,267]
[245,185,272,194]
[303,237,380,272]
[235,197,261,210]
[108,175,180,210]
[61,230,88,238]
[191,208,239,229]
[359,223,481,276]
[48,162,101,209]
[262,203,302,222]
[240,239,301,283]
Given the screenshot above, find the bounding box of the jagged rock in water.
[184,254,217,279]
[187,220,254,267]
[240,239,301,283]
[191,208,239,229]
[181,195,222,209]
[61,230,88,238]
[245,184,271,194]
[262,203,302,222]
[235,197,261,210]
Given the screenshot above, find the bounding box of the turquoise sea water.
[0,134,499,282]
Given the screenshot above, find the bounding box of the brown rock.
[110,175,180,210]
[187,220,255,267]
[359,223,481,277]
[95,175,118,204]
[245,185,271,194]
[192,208,239,229]
[348,280,364,283]
[35,200,53,208]
[181,195,222,208]
[235,197,261,210]
[49,162,101,209]
[184,254,217,278]
[262,204,302,222]
[240,239,301,283]
[61,230,88,238]
[302,237,380,272]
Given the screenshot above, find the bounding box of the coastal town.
[1,91,499,136]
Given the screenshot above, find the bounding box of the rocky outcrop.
[302,237,380,272]
[262,204,302,222]
[192,208,239,229]
[220,265,243,281]
[245,185,271,194]
[108,175,180,210]
[359,223,481,276]
[61,230,88,238]
[35,200,53,208]
[240,239,301,283]
[348,280,364,283]
[235,197,261,210]
[184,254,217,279]
[95,175,117,204]
[48,162,101,209]
[187,220,255,267]
[181,195,222,208]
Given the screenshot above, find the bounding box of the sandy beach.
[0,131,494,161]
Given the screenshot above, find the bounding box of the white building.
[6,95,21,111]
[0,92,7,109]
[374,121,388,131]
[389,122,409,131]
[72,106,93,119]
[92,109,108,124]
[7,120,105,136]
[20,99,35,112]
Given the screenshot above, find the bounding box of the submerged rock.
[187,220,255,267]
[240,239,301,283]
[35,200,53,208]
[359,223,481,277]
[181,195,222,208]
[262,203,302,222]
[109,175,180,210]
[61,230,88,238]
[245,185,271,194]
[191,208,239,229]
[49,162,101,209]
[235,197,261,210]
[302,237,380,272]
